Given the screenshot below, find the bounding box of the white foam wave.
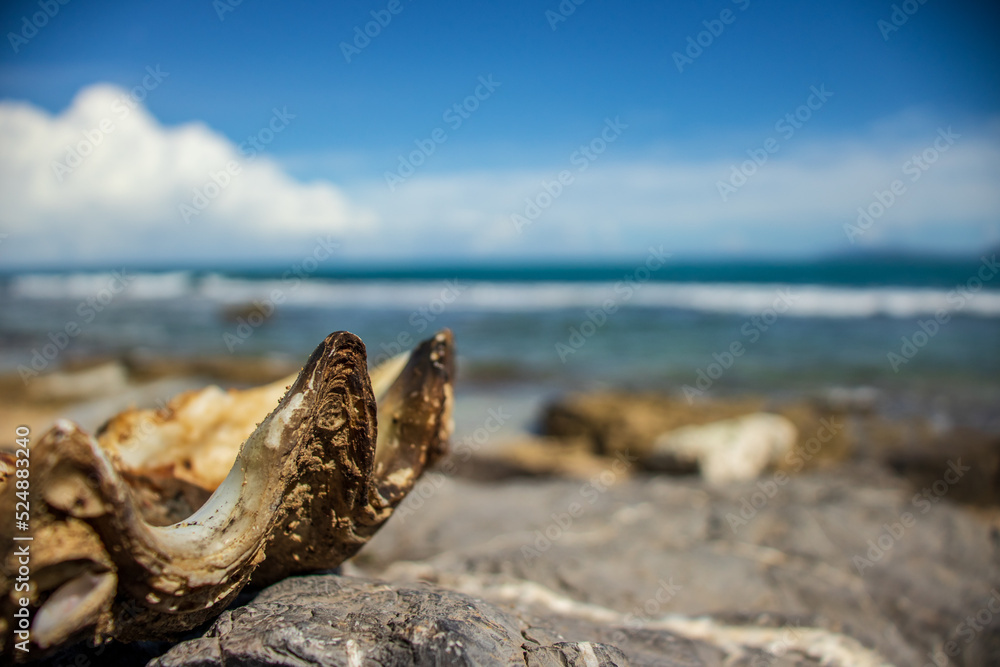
[9,271,193,300]
[7,273,1000,318]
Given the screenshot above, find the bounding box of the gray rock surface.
[29,464,1000,666]
[151,574,840,667]
[358,464,1000,666]
[151,575,641,667]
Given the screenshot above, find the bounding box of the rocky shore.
[7,361,1000,666]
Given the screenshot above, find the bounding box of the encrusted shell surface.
[0,330,454,658]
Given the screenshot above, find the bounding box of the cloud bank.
[355,120,1000,258]
[1,84,998,266]
[0,83,374,266]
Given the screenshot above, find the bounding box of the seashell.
[0,329,454,656]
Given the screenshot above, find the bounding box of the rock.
[541,391,1000,497]
[861,424,1000,507]
[124,353,300,386]
[26,361,129,402]
[26,463,999,666]
[356,468,1000,666]
[152,575,637,667]
[448,436,618,481]
[650,412,797,483]
[540,393,854,476]
[542,392,764,460]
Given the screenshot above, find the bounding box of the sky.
[0,0,998,268]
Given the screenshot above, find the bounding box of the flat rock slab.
[148,573,868,667]
[362,466,1000,666]
[150,575,637,667]
[27,465,1000,666]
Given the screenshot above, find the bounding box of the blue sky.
[1,0,998,266]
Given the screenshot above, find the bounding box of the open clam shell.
[0,330,454,656]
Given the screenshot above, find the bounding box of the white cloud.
[350,120,1000,257]
[1,85,998,266]
[0,84,375,266]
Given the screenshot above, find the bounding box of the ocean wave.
[6,273,1000,318]
[9,271,194,300]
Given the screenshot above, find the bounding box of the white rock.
[652,413,797,484]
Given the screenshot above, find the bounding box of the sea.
[2,255,999,434]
